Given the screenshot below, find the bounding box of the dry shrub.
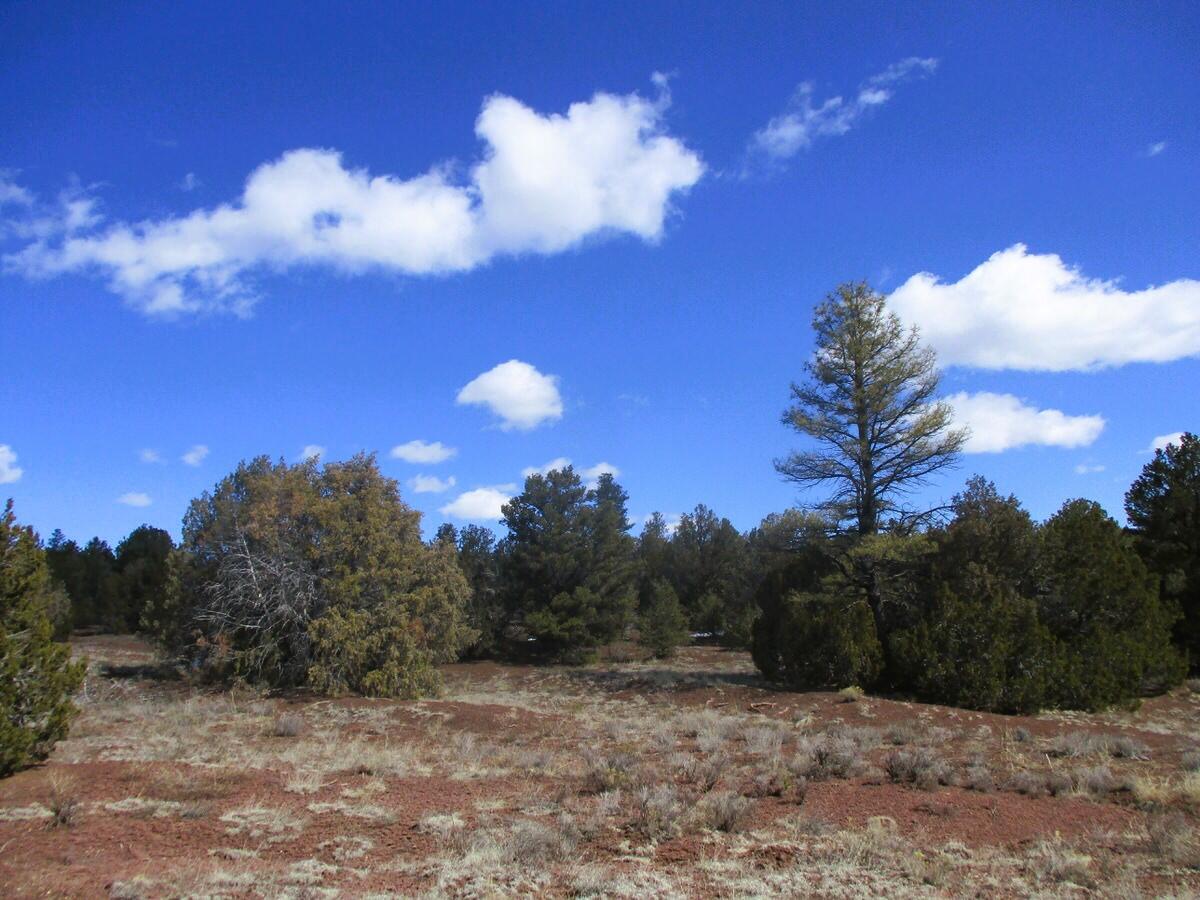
[1075,766,1116,798]
[1004,770,1047,797]
[884,747,950,790]
[884,721,921,746]
[904,849,953,887]
[1049,731,1150,761]
[747,767,801,800]
[1011,726,1033,743]
[1182,750,1200,773]
[675,751,727,793]
[582,749,638,794]
[963,765,995,793]
[1031,837,1094,887]
[807,735,866,780]
[47,776,80,828]
[1046,771,1074,797]
[629,783,684,839]
[1147,811,1200,868]
[509,816,579,864]
[269,713,305,738]
[743,725,785,757]
[693,789,753,833]
[838,685,865,703]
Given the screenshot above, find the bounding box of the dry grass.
[13,635,1200,899]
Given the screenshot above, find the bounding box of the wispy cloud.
[117,492,152,507]
[390,440,457,464]
[746,57,938,171]
[1074,463,1106,475]
[4,78,703,316]
[138,448,164,464]
[1146,141,1168,157]
[298,444,325,462]
[409,473,456,494]
[181,444,209,466]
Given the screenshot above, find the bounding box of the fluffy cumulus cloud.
[298,444,326,462]
[748,57,937,165]
[1148,432,1186,453]
[0,444,23,484]
[117,492,152,507]
[390,439,456,464]
[409,473,456,494]
[457,360,562,431]
[181,444,210,466]
[889,245,1200,371]
[949,392,1105,453]
[439,485,516,521]
[4,79,703,315]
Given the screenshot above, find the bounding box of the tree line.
[4,280,1198,775]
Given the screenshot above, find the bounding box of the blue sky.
[1,0,1197,544]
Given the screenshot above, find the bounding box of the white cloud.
[409,473,456,494]
[1148,432,1186,453]
[117,492,152,507]
[298,444,326,462]
[949,392,1105,453]
[748,57,937,164]
[522,457,573,478]
[520,458,619,488]
[581,461,619,487]
[1074,463,1106,475]
[181,444,209,466]
[390,439,457,464]
[0,445,23,484]
[1147,141,1168,157]
[889,244,1200,371]
[138,448,164,464]
[439,485,516,521]
[179,172,200,191]
[457,360,563,431]
[0,174,34,207]
[5,79,703,315]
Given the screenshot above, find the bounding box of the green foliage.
[775,281,965,536]
[750,528,880,689]
[1037,499,1184,709]
[667,505,753,644]
[639,579,689,658]
[456,524,503,657]
[499,467,636,659]
[114,526,175,632]
[760,587,884,690]
[890,572,1058,714]
[44,525,176,635]
[752,475,1185,714]
[1126,432,1200,669]
[1,501,85,778]
[177,453,473,696]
